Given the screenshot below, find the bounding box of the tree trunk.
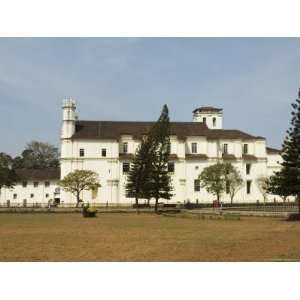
[230,197,233,206]
[154,197,159,214]
[76,192,80,208]
[135,196,139,214]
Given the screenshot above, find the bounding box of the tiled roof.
[193,106,223,113]
[72,120,264,141]
[15,169,60,181]
[266,147,281,154]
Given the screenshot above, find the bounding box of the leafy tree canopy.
[58,170,100,206]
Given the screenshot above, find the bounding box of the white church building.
[0,99,283,206]
[60,99,283,205]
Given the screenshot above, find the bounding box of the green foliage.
[148,104,173,212]
[256,176,270,203]
[199,162,242,203]
[125,136,155,205]
[268,88,300,213]
[125,104,173,213]
[13,141,60,169]
[0,152,18,189]
[58,170,100,206]
[224,163,243,204]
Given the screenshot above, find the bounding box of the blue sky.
[1,38,299,156]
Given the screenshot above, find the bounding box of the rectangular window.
[22,181,27,188]
[226,181,230,194]
[243,144,248,154]
[30,194,34,198]
[123,162,130,173]
[101,148,107,157]
[168,162,175,173]
[223,143,228,154]
[79,148,85,157]
[167,142,171,154]
[123,142,128,153]
[33,182,39,188]
[45,181,50,187]
[246,180,252,194]
[192,143,197,154]
[246,164,251,175]
[13,194,17,199]
[203,117,206,124]
[194,179,200,192]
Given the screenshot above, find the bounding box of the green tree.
[58,170,101,207]
[224,163,243,205]
[0,152,18,190]
[256,176,270,204]
[148,104,173,213]
[13,141,60,169]
[199,162,227,203]
[268,88,300,214]
[125,136,154,207]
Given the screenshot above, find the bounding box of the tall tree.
[256,176,270,204]
[224,163,243,205]
[148,104,173,213]
[58,170,101,207]
[125,136,154,207]
[13,141,60,169]
[199,162,227,203]
[268,88,300,214]
[0,153,18,190]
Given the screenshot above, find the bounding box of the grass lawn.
[0,213,300,261]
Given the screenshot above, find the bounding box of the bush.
[82,205,97,218]
[287,213,300,221]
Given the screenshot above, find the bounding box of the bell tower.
[61,98,77,140]
[193,106,223,129]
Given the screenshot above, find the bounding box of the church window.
[194,179,200,192]
[246,164,251,175]
[223,144,228,154]
[45,193,49,198]
[192,143,197,153]
[30,193,34,198]
[45,181,50,187]
[102,148,107,157]
[168,162,175,173]
[123,142,128,153]
[33,182,39,188]
[213,117,216,127]
[243,144,248,154]
[123,162,130,173]
[79,148,85,157]
[226,181,230,194]
[203,117,206,124]
[246,180,252,194]
[13,194,17,199]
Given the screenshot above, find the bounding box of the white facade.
[60,99,284,204]
[0,178,59,206]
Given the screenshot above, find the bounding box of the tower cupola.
[193,106,223,129]
[61,98,77,139]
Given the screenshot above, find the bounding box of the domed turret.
[193,106,223,129]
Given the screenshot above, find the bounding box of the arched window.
[203,117,206,124]
[213,117,216,127]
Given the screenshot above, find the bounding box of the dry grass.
[0,213,300,261]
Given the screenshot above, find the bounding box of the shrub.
[82,205,97,218]
[287,213,300,221]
